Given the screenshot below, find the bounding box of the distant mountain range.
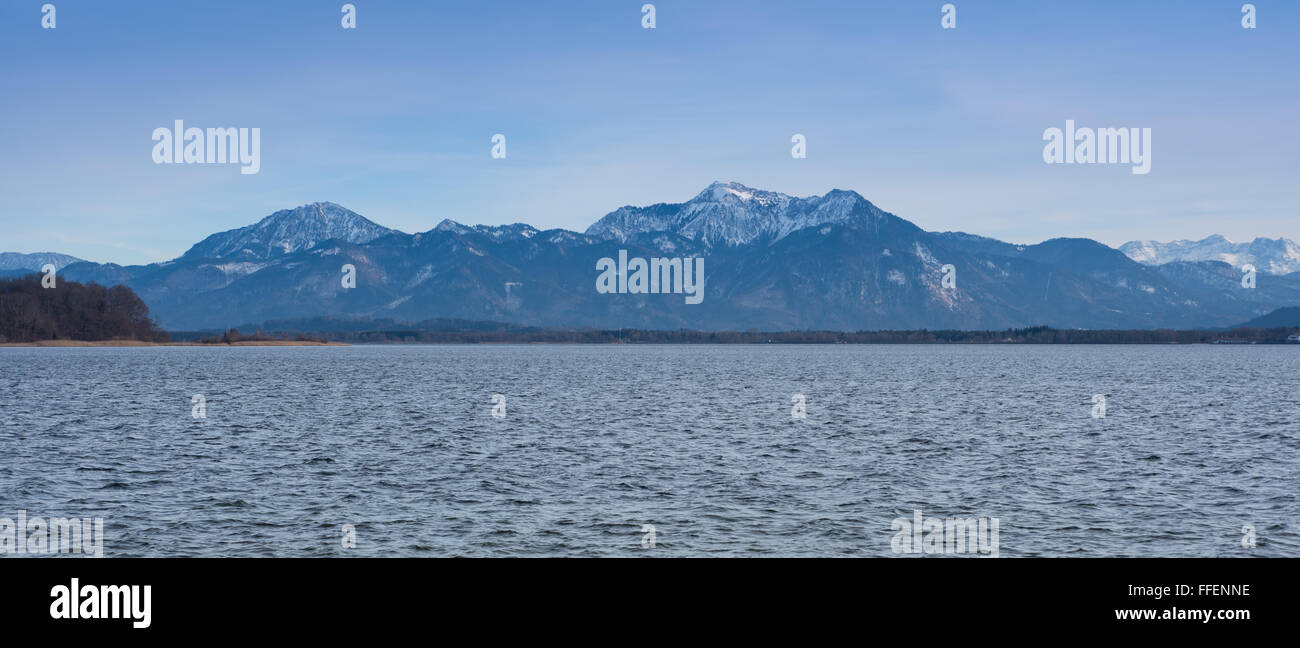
[5,182,1300,331]
[1120,235,1300,275]
[0,252,85,273]
[1236,306,1300,329]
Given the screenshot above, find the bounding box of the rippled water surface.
[1,345,1296,557]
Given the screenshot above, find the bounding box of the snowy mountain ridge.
[181,202,396,261]
[584,181,891,247]
[0,251,86,272]
[1120,235,1300,275]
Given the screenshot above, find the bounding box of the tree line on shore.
[0,275,168,343]
[178,323,1300,345]
[5,275,1296,345]
[194,329,329,344]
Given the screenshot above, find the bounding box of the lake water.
[1,345,1296,557]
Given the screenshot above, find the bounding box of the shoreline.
[0,340,348,347]
[4,340,1298,347]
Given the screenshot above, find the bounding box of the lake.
[1,344,1295,557]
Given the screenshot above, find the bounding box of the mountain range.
[0,251,85,273]
[1119,235,1300,275]
[4,181,1299,331]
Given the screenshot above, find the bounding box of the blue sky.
[1,0,1297,265]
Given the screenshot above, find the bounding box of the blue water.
[0,344,1296,556]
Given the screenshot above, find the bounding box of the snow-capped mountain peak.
[431,219,540,240]
[1119,235,1300,274]
[586,181,889,247]
[181,202,395,260]
[692,181,787,206]
[0,251,86,272]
